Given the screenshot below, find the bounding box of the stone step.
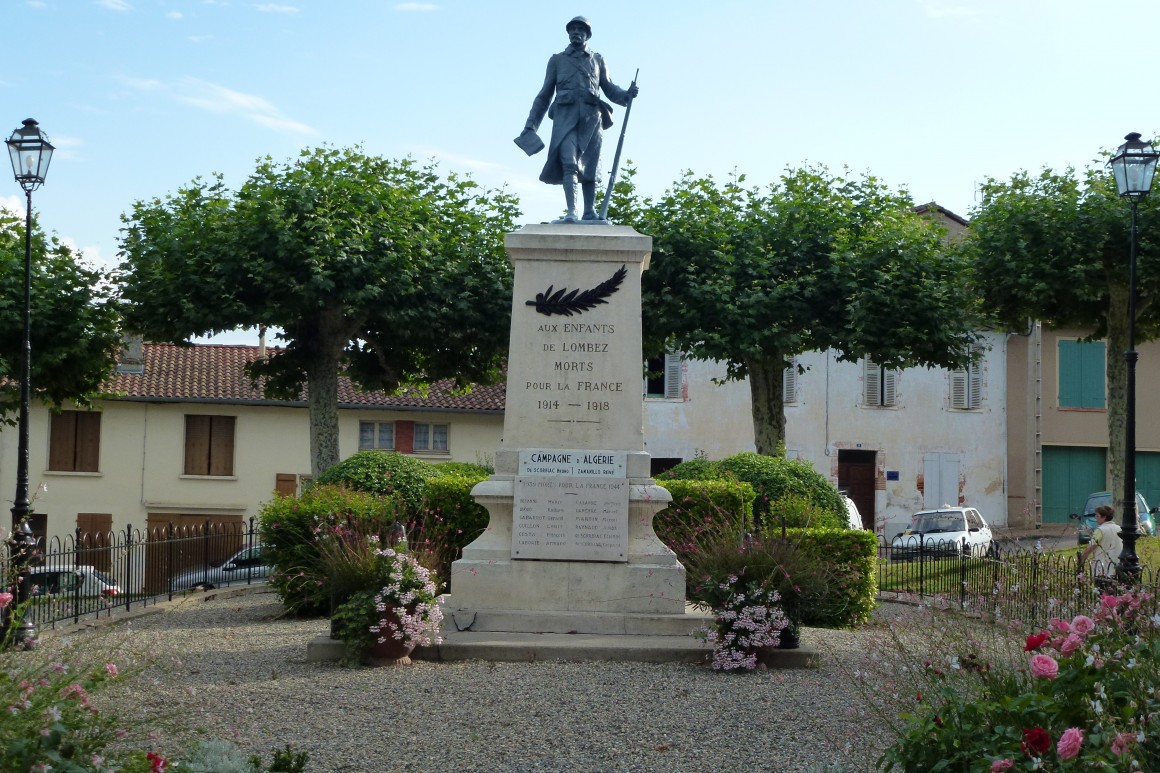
[306,631,820,667]
[446,607,713,637]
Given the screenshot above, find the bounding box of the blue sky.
[3,0,1157,344]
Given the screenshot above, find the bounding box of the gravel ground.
[48,589,894,773]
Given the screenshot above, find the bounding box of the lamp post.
[1108,132,1159,581]
[4,118,53,645]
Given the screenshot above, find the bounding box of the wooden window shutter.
[184,415,211,475]
[882,369,897,407]
[863,358,880,406]
[395,421,415,454]
[209,416,236,476]
[969,360,982,409]
[950,368,968,409]
[49,412,78,471]
[664,352,682,399]
[275,473,297,497]
[75,412,101,472]
[783,359,798,405]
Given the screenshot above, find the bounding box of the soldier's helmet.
[565,16,592,36]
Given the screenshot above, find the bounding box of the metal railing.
[2,518,265,630]
[877,535,1160,623]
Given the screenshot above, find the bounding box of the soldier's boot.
[581,181,600,221]
[554,169,580,223]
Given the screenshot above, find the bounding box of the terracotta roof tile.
[106,343,505,412]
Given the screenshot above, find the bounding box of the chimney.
[115,333,145,375]
[258,325,267,360]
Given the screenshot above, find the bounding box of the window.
[645,352,682,399]
[1059,339,1105,409]
[359,421,395,450]
[863,357,897,407]
[784,358,799,405]
[48,411,101,472]
[950,347,983,410]
[184,415,236,476]
[414,423,449,453]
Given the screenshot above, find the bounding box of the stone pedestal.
[448,224,687,628]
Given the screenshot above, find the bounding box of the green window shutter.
[1059,340,1106,409]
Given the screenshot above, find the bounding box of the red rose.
[1021,727,1051,756]
[1024,632,1050,652]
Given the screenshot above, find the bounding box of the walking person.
[1080,504,1123,589]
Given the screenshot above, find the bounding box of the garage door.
[1042,446,1106,522]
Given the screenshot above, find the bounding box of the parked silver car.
[170,545,268,591]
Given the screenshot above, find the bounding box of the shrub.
[656,457,722,482]
[715,452,846,526]
[430,461,494,478]
[782,527,877,627]
[258,484,398,614]
[765,494,847,532]
[414,472,492,591]
[315,451,436,513]
[653,479,754,567]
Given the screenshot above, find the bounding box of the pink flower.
[104,663,118,678]
[991,759,1014,771]
[0,592,12,609]
[1112,732,1134,757]
[1057,727,1083,760]
[1070,615,1095,635]
[1029,653,1059,679]
[1060,633,1084,655]
[1049,617,1070,632]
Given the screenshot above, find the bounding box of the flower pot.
[777,626,801,650]
[359,605,416,667]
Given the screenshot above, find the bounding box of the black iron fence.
[877,535,1160,623]
[2,519,266,630]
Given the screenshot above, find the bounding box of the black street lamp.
[1107,131,1159,581]
[4,119,53,645]
[5,118,52,532]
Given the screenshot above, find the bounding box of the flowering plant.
[871,589,1160,771]
[331,547,443,658]
[697,572,789,670]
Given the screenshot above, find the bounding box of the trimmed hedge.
[258,484,398,614]
[315,451,436,513]
[430,461,494,478]
[653,479,755,566]
[783,527,878,627]
[416,472,492,589]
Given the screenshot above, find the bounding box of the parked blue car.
[1071,491,1156,545]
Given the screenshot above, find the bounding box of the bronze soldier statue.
[517,16,639,223]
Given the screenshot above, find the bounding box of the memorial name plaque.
[513,449,629,562]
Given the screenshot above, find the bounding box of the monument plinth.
[448,224,685,619]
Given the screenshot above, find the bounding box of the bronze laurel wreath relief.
[526,264,627,317]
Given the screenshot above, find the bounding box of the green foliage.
[0,210,121,421]
[765,494,847,532]
[715,452,846,526]
[315,450,436,513]
[257,484,397,614]
[116,147,518,474]
[430,461,494,477]
[655,457,721,482]
[417,472,491,589]
[870,591,1160,771]
[618,165,982,452]
[780,527,878,627]
[653,479,755,567]
[330,548,442,657]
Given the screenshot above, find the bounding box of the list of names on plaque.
[513,476,629,562]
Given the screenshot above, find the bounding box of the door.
[1042,446,1106,523]
[76,513,113,574]
[838,450,876,530]
[923,453,960,509]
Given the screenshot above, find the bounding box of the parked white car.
[842,496,864,530]
[890,506,994,560]
[27,565,121,598]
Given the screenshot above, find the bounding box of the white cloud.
[395,2,437,11]
[0,194,25,218]
[44,133,84,161]
[408,145,501,174]
[97,0,132,11]
[255,3,298,12]
[167,10,183,20]
[177,78,317,136]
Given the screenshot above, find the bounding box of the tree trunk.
[306,308,351,479]
[1106,284,1129,514]
[747,357,786,456]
